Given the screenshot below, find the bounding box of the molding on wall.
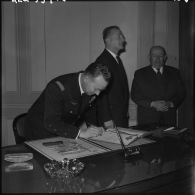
[137,1,155,68]
[2,3,18,93]
[15,4,32,95]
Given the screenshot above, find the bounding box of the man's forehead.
[151,47,164,55]
[94,75,107,85]
[110,28,121,36]
[94,74,106,82]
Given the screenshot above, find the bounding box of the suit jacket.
[94,49,130,127]
[131,65,186,126]
[24,72,96,141]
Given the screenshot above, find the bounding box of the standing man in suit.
[24,62,111,141]
[131,45,186,126]
[90,26,130,129]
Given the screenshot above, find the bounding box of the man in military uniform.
[24,62,111,141]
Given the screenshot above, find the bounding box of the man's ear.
[105,37,110,46]
[83,75,89,84]
[164,55,168,63]
[84,75,93,84]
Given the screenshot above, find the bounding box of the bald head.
[149,46,167,56]
[149,46,167,69]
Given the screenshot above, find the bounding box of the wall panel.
[137,2,155,69]
[30,4,46,91]
[3,3,18,92]
[154,1,168,48]
[45,2,90,82]
[166,2,179,68]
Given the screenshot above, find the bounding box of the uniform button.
[53,129,57,132]
[70,110,73,114]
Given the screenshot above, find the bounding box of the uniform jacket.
[24,72,96,141]
[131,65,186,126]
[95,49,130,127]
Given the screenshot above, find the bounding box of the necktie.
[116,56,122,65]
[116,55,129,98]
[156,69,162,77]
[157,68,161,74]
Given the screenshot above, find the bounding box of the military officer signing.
[24,62,111,141]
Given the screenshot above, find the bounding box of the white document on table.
[88,127,147,146]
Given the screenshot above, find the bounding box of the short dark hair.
[85,62,111,83]
[102,26,120,42]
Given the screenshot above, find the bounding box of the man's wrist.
[103,120,114,130]
[150,101,154,108]
[167,101,174,108]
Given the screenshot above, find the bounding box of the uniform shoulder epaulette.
[55,81,65,91]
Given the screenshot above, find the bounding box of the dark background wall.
[178,1,194,137]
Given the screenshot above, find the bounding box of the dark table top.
[2,136,194,193]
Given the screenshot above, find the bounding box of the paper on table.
[25,137,109,161]
[88,127,146,146]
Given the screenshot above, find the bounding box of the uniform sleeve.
[96,90,112,125]
[43,82,79,138]
[131,72,152,108]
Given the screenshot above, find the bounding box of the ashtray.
[44,158,84,179]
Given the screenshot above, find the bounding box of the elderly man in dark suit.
[24,62,111,141]
[131,45,186,127]
[87,26,129,129]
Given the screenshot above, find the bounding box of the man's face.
[150,47,166,69]
[107,29,126,52]
[85,75,108,96]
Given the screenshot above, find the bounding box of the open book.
[25,127,155,161]
[25,137,109,161]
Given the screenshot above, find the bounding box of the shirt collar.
[78,73,84,95]
[152,66,163,74]
[106,49,118,63]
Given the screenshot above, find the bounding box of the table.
[2,136,194,193]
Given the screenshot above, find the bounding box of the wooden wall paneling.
[29,3,46,92]
[178,2,194,134]
[2,3,36,146]
[137,1,155,69]
[3,3,18,94]
[154,1,168,49]
[45,2,90,82]
[166,2,179,68]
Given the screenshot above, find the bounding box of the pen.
[75,129,81,140]
[178,128,188,133]
[163,127,175,132]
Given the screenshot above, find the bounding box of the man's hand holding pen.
[78,126,104,139]
[103,120,115,130]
